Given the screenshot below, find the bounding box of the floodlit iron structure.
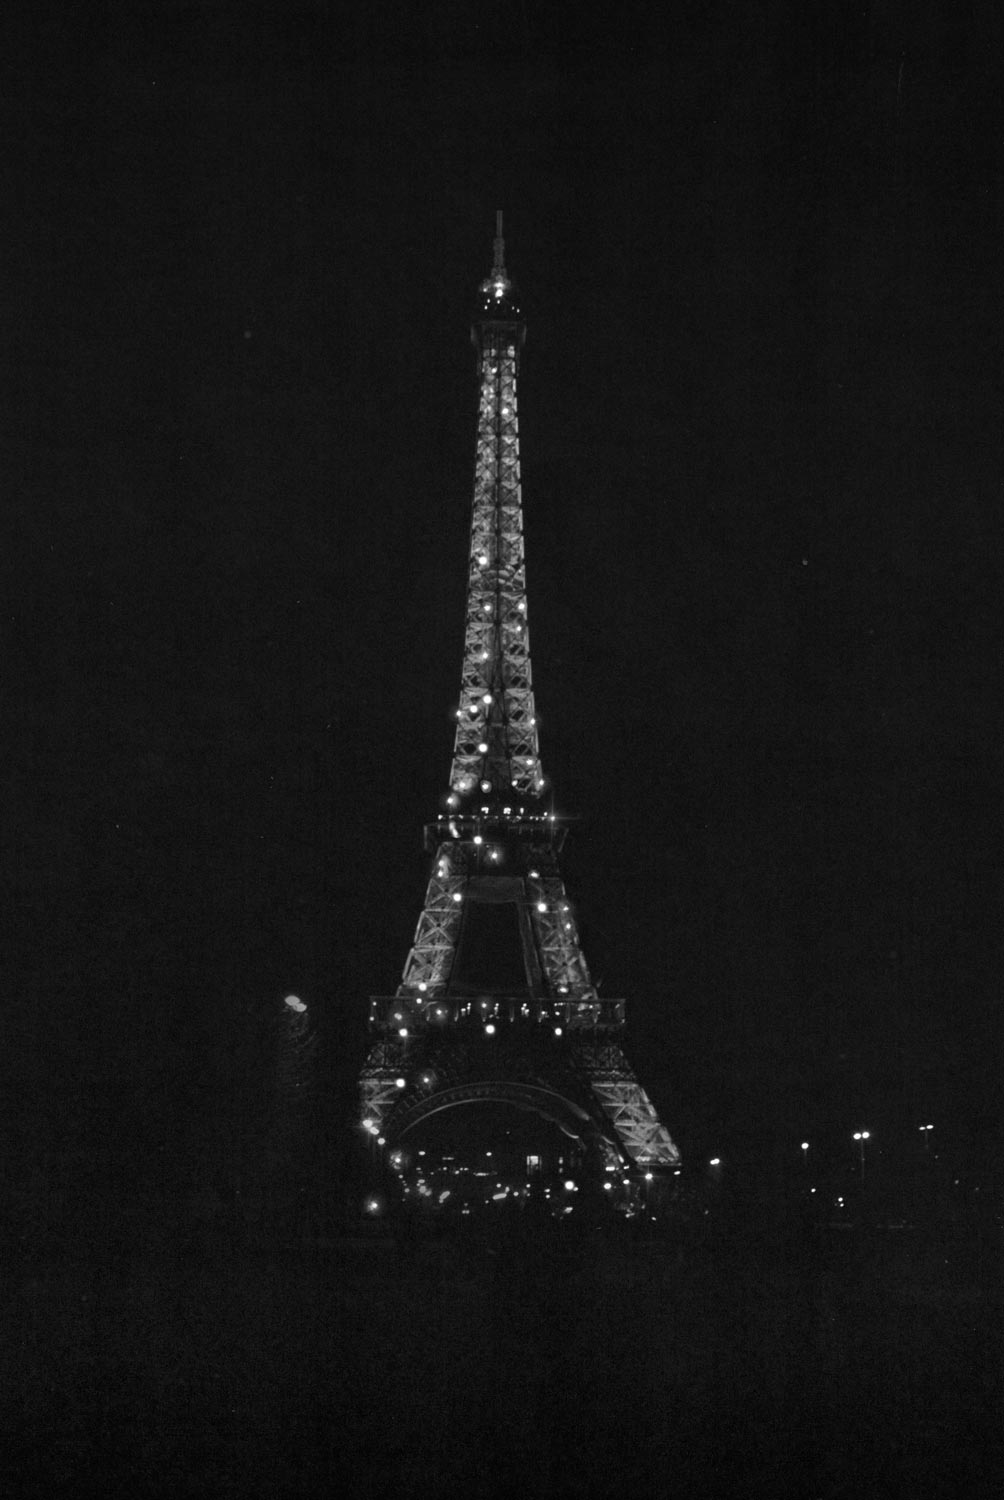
[359,216,680,1185]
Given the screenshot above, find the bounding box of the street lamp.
[919,1123,934,1153]
[852,1130,871,1183]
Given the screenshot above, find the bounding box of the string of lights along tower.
[359,216,680,1219]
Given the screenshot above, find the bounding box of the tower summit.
[359,219,680,1207]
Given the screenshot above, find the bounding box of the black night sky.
[7,4,1004,1239]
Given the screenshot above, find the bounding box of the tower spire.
[492,209,506,277]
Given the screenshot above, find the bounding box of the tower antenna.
[492,210,506,277]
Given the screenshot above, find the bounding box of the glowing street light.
[919,1123,934,1154]
[283,994,307,1013]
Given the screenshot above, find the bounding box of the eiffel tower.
[359,216,680,1204]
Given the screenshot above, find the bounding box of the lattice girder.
[524,848,598,1001]
[449,333,543,801]
[397,842,468,997]
[574,1043,681,1168]
[359,1040,407,1137]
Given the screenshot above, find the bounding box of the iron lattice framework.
[359,216,680,1179]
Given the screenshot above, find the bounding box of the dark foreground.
[8,1223,1003,1498]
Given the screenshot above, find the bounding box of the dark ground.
[8,1221,1003,1499]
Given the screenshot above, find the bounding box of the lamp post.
[918,1123,934,1154]
[852,1130,871,1184]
